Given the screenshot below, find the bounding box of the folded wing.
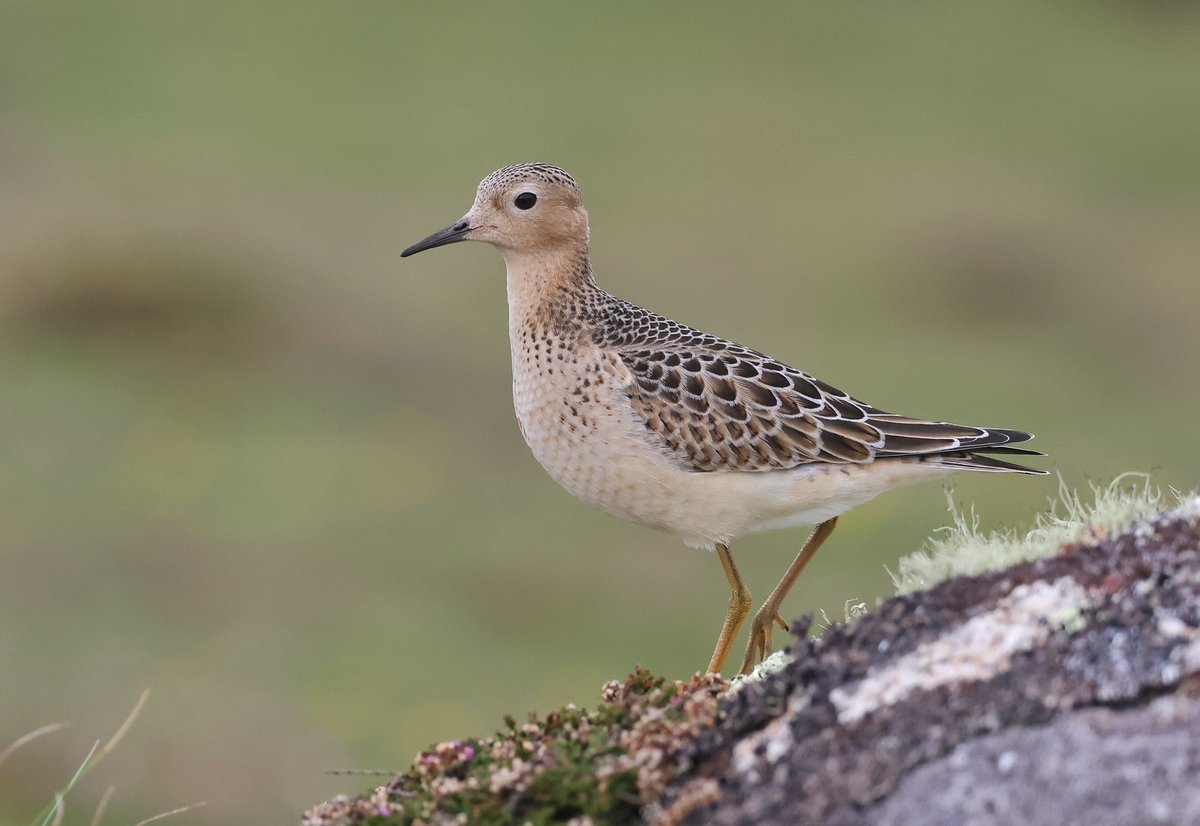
[617,344,1041,474]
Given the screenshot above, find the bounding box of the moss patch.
[303,669,728,826]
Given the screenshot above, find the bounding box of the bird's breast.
[507,321,671,519]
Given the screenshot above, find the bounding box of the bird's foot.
[737,606,790,675]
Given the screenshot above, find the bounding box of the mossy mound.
[303,670,727,826]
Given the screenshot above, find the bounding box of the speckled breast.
[508,322,664,521]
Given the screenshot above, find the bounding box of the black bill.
[401,220,472,257]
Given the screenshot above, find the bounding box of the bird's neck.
[503,243,598,334]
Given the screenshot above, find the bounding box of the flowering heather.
[303,668,728,826]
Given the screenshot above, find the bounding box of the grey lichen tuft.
[891,473,1181,594]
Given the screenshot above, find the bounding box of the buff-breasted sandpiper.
[402,163,1045,675]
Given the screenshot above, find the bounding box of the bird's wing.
[589,297,1036,473]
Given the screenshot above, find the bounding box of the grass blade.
[0,723,70,768]
[134,801,207,826]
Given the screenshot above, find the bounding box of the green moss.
[304,668,727,826]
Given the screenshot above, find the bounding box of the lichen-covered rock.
[867,695,1200,826]
[662,498,1200,825]
[303,497,1200,826]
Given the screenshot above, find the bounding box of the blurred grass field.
[2,2,1198,822]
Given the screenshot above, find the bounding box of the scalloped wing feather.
[595,301,1038,474]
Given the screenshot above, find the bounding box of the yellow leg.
[738,517,838,675]
[705,543,752,675]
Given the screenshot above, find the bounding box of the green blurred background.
[2,2,1197,822]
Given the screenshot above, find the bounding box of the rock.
[303,498,1200,825]
[660,499,1200,825]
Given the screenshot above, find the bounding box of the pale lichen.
[830,578,1091,725]
[891,473,1181,595]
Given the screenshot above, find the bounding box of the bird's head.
[401,163,589,259]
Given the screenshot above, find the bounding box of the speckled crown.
[478,163,580,194]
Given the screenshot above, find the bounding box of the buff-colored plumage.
[402,163,1045,674]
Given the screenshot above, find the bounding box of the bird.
[401,163,1046,676]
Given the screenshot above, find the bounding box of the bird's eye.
[514,192,537,210]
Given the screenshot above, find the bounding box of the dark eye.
[514,192,537,210]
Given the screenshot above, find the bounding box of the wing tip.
[934,453,1049,475]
